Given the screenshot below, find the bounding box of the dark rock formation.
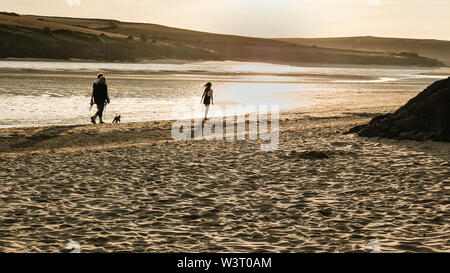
[348,77,450,141]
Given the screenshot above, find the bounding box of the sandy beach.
[0,107,448,253]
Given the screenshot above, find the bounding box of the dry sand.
[0,109,448,252]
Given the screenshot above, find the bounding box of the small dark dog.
[112,114,121,123]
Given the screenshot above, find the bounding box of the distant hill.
[277,36,450,66]
[0,12,444,67]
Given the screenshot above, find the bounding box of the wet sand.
[0,109,448,252]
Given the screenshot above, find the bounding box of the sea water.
[0,60,445,128]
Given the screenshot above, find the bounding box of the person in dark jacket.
[90,74,110,124]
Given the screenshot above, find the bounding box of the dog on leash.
[112,114,121,123]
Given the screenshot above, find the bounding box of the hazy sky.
[2,0,449,40]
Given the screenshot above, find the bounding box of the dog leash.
[103,101,107,118]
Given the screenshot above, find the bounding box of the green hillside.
[0,12,444,67]
[277,36,450,66]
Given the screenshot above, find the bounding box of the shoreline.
[0,57,445,70]
[1,107,449,156]
[0,111,367,154]
[0,107,396,156]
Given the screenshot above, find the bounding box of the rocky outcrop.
[348,77,450,142]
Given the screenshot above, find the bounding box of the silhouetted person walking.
[201,82,213,120]
[90,74,110,124]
